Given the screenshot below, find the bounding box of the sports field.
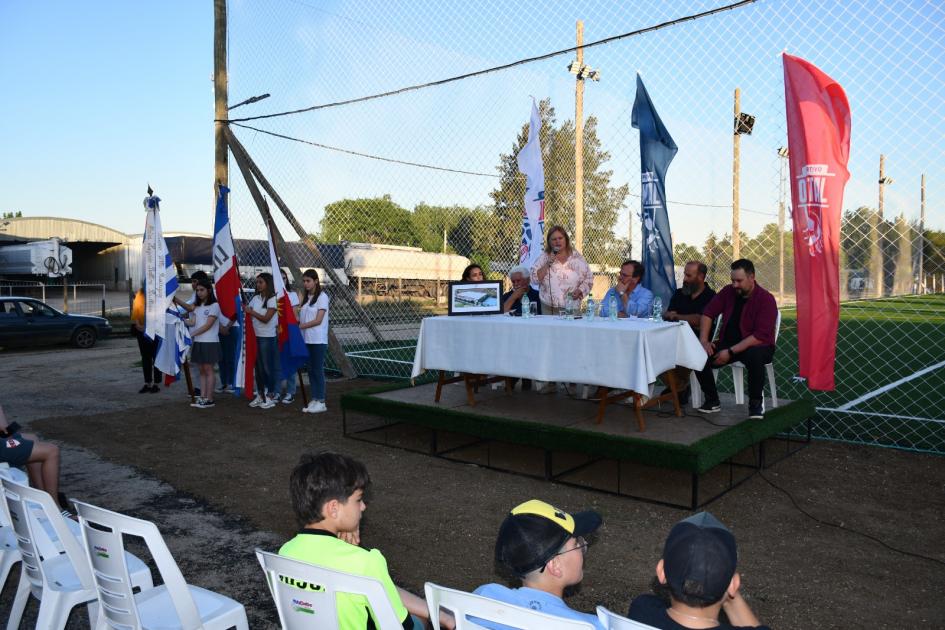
[331,294,945,453]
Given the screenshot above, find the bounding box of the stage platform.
[341,380,815,509]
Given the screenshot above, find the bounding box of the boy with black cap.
[473,499,605,629]
[628,512,769,630]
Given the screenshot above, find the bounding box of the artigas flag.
[632,74,678,311]
[266,224,308,378]
[783,53,851,391]
[516,99,545,287]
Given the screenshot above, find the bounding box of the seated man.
[501,265,541,316]
[661,261,716,405]
[0,403,69,515]
[694,259,778,420]
[279,452,437,630]
[600,260,653,318]
[473,499,604,630]
[628,511,769,630]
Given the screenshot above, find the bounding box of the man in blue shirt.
[599,260,654,318]
[501,265,541,317]
[473,499,605,629]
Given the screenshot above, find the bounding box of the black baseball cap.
[662,511,738,604]
[494,499,602,577]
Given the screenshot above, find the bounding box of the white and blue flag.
[516,98,546,287]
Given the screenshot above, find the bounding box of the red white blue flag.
[783,53,851,391]
[267,224,308,379]
[517,99,545,287]
[211,184,247,394]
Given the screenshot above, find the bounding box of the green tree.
[412,203,468,253]
[319,195,418,246]
[489,99,629,266]
[1,211,22,219]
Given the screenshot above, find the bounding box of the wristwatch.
[618,290,625,296]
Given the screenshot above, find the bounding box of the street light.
[228,93,270,111]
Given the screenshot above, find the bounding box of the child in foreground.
[279,452,445,629]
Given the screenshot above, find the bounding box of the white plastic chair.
[256,548,404,630]
[72,500,248,630]
[425,582,597,630]
[0,468,22,596]
[1,478,153,630]
[690,311,781,408]
[596,605,661,630]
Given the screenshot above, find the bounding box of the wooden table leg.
[633,393,646,432]
[595,387,610,424]
[463,373,478,406]
[664,369,683,417]
[435,370,447,402]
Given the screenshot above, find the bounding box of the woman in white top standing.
[298,269,330,413]
[529,224,594,315]
[187,278,221,409]
[247,272,279,409]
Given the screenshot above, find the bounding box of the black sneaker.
[150,384,161,393]
[696,400,721,413]
[139,384,151,394]
[748,399,765,420]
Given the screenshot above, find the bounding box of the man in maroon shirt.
[694,259,778,419]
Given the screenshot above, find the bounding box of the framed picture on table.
[448,281,503,316]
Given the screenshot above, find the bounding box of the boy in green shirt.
[278,452,432,630]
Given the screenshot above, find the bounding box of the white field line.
[816,407,945,425]
[836,359,945,411]
[345,345,417,357]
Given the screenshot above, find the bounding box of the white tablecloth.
[410,314,708,395]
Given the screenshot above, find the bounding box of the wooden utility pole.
[574,20,585,252]
[878,154,887,219]
[732,88,741,260]
[777,147,789,303]
[214,0,228,190]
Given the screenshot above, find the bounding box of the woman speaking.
[529,225,593,315]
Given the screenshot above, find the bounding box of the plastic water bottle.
[651,296,663,321]
[520,293,530,319]
[564,292,574,320]
[585,294,596,321]
[608,294,618,321]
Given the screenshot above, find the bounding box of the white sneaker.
[309,401,327,414]
[249,395,264,408]
[281,394,295,404]
[260,397,276,409]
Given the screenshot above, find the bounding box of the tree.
[319,195,418,246]
[412,203,468,254]
[489,99,629,266]
[1,211,22,219]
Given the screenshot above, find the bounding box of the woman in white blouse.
[529,225,593,315]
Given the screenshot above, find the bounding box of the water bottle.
[520,293,530,319]
[564,292,574,320]
[585,294,596,321]
[608,294,618,321]
[651,296,663,321]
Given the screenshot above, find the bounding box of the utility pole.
[214,0,228,191]
[574,20,585,252]
[919,173,926,292]
[871,154,892,298]
[732,88,741,260]
[777,147,789,303]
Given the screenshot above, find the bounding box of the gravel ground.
[2,336,944,629]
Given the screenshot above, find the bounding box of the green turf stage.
[333,294,945,454]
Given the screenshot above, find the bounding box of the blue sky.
[2,0,942,249]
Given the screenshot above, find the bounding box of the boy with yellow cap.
[473,499,605,629]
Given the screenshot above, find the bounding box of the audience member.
[0,403,70,516]
[694,259,778,420]
[279,452,437,630]
[599,260,653,318]
[473,499,604,630]
[628,512,769,630]
[661,261,716,404]
[501,265,541,316]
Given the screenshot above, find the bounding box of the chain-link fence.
[222,0,945,453]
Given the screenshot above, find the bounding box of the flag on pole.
[783,53,851,391]
[142,190,191,379]
[517,98,546,288]
[240,297,257,400]
[267,224,308,378]
[211,184,245,393]
[632,74,678,312]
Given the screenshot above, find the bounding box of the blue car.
[0,296,113,349]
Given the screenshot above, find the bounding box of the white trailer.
[0,238,73,277]
[344,242,470,298]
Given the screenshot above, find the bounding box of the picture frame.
[447,281,503,316]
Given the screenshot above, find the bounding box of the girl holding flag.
[298,269,330,414]
[248,272,279,409]
[186,278,221,409]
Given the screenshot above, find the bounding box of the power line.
[222,0,758,123]
[231,123,499,177]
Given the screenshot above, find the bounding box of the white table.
[411,314,708,430]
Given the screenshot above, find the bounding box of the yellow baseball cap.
[496,499,602,576]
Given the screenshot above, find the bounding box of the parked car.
[0,296,112,349]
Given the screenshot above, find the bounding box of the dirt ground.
[2,336,945,629]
